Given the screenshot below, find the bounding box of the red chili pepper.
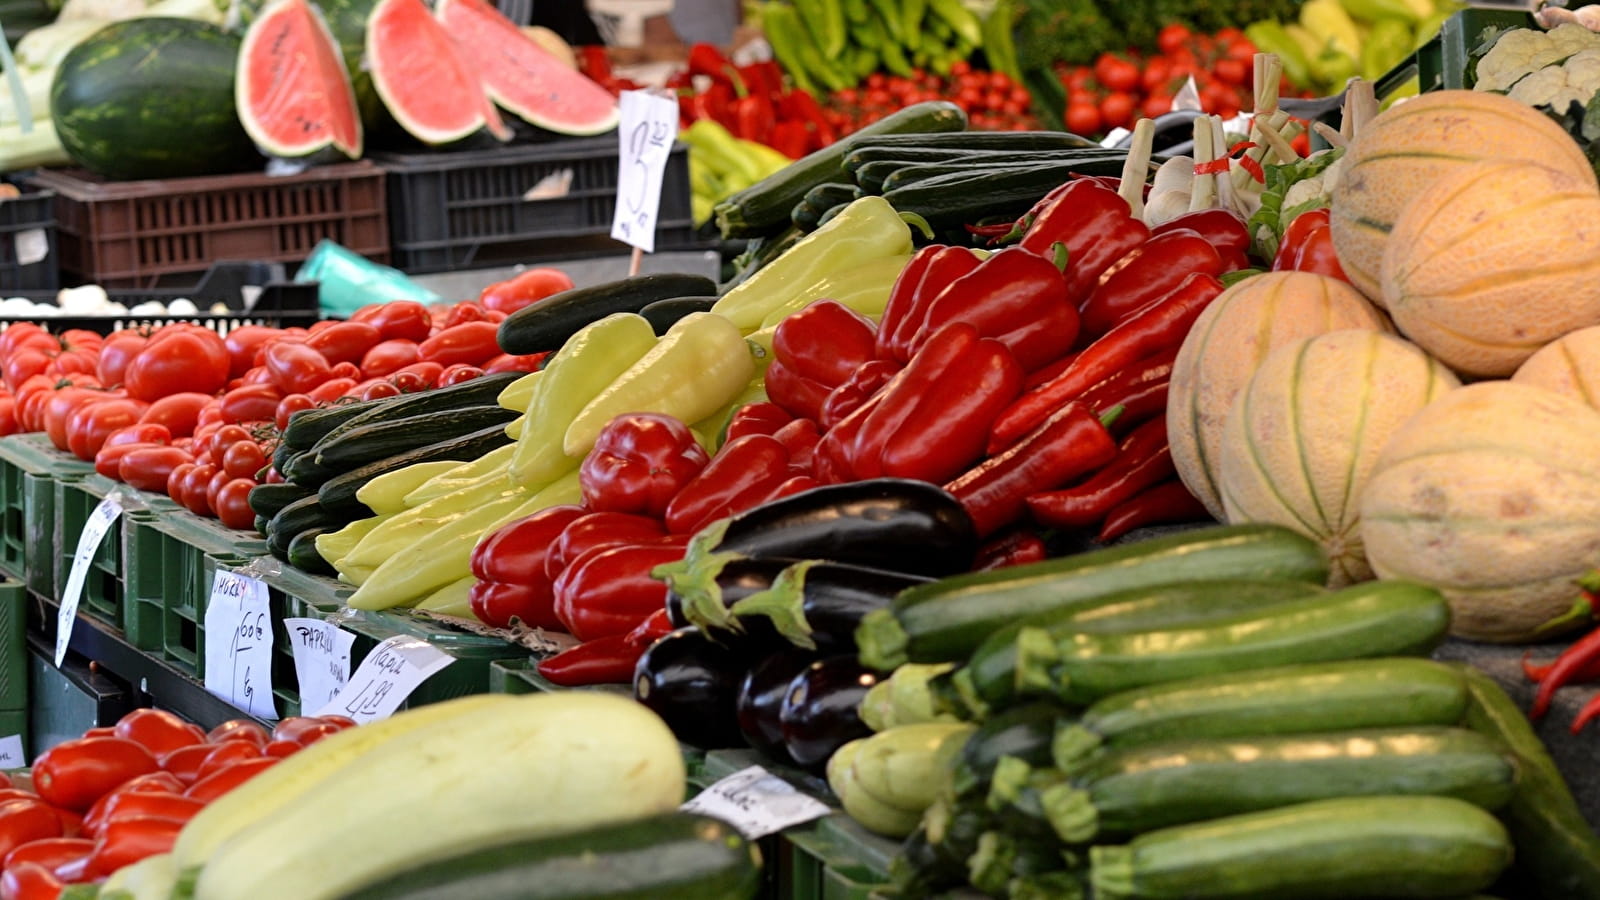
[876,246,985,365]
[1079,228,1227,339]
[1570,691,1600,734]
[1024,352,1077,390]
[577,413,710,519]
[910,247,1081,373]
[820,359,900,430]
[1073,347,1179,433]
[768,121,810,159]
[536,609,674,688]
[944,402,1120,539]
[552,540,690,642]
[1272,208,1347,281]
[1095,479,1211,543]
[545,511,668,583]
[852,323,1025,484]
[990,272,1224,453]
[1150,208,1252,262]
[1530,624,1600,720]
[664,434,793,535]
[1018,180,1152,306]
[725,402,795,441]
[973,529,1050,571]
[468,504,588,630]
[774,299,879,388]
[1027,416,1176,530]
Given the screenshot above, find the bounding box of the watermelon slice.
[435,0,620,137]
[236,0,363,160]
[366,0,511,147]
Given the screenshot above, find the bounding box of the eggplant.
[664,556,794,645]
[633,628,751,750]
[779,655,881,772]
[728,560,932,652]
[734,648,820,763]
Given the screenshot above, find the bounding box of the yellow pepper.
[412,575,478,619]
[495,370,543,412]
[314,516,389,570]
[403,443,517,508]
[758,254,912,329]
[356,461,463,516]
[342,473,523,576]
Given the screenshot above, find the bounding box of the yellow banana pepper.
[315,516,389,569]
[403,443,518,508]
[413,575,478,619]
[343,473,523,575]
[505,415,525,440]
[757,254,912,329]
[496,371,543,411]
[357,461,463,515]
[1301,0,1363,60]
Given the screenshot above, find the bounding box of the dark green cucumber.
[791,182,863,230]
[948,702,1068,799]
[1455,663,1600,900]
[497,273,718,355]
[316,423,516,516]
[1051,658,1470,772]
[878,152,1132,194]
[337,812,761,900]
[847,131,1099,153]
[856,524,1328,669]
[312,405,519,471]
[310,371,524,450]
[280,397,390,451]
[247,483,314,520]
[265,494,349,561]
[881,159,1134,229]
[1087,796,1514,900]
[713,100,967,238]
[286,527,335,577]
[1023,580,1450,707]
[638,296,718,335]
[843,146,1000,178]
[280,449,342,489]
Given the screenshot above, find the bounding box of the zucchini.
[311,372,526,450]
[1051,658,1470,772]
[337,812,761,900]
[638,296,718,335]
[713,100,967,238]
[965,830,1067,897]
[849,131,1099,153]
[791,182,863,230]
[312,405,520,471]
[279,397,389,451]
[881,160,1134,229]
[286,528,335,577]
[1022,580,1451,706]
[265,494,350,561]
[316,423,516,516]
[878,152,1131,194]
[947,702,1067,798]
[1011,726,1514,844]
[497,273,718,355]
[246,483,313,520]
[843,145,1005,177]
[856,524,1328,669]
[1087,795,1513,900]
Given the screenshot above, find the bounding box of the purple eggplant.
[735,649,821,764]
[779,655,882,772]
[729,559,932,652]
[664,556,794,647]
[634,627,751,750]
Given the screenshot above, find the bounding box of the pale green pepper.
[711,196,914,333]
[495,370,542,411]
[1362,18,1416,82]
[758,253,912,328]
[402,443,517,508]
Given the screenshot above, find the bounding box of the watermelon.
[236,0,362,160]
[366,0,510,147]
[50,17,260,180]
[436,0,619,136]
[310,0,382,128]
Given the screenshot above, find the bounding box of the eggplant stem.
[727,560,820,650]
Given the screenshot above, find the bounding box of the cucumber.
[1017,726,1514,844]
[947,702,1067,798]
[848,131,1100,153]
[265,494,349,561]
[316,423,516,517]
[878,152,1132,194]
[1023,580,1450,706]
[856,524,1328,669]
[1051,658,1470,772]
[638,296,718,335]
[286,528,334,577]
[280,397,390,451]
[311,372,526,450]
[881,159,1134,229]
[338,812,761,900]
[246,483,314,520]
[312,406,520,471]
[496,273,717,355]
[280,448,342,489]
[843,146,1007,177]
[713,100,967,238]
[791,182,863,230]
[1087,795,1514,900]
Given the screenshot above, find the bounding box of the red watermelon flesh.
[435,0,620,136]
[367,0,512,146]
[236,0,363,159]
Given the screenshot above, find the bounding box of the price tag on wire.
[284,617,354,714]
[54,493,125,667]
[610,88,679,256]
[313,635,452,724]
[680,765,830,839]
[0,735,25,768]
[203,568,278,720]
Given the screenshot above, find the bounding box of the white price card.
[203,569,278,720]
[314,635,452,724]
[610,89,679,253]
[0,735,25,768]
[55,494,124,667]
[680,765,830,839]
[284,617,354,714]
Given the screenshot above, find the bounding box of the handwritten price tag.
[0,735,25,768]
[203,569,278,720]
[55,495,124,667]
[284,617,354,714]
[313,635,452,724]
[680,765,830,839]
[610,89,679,253]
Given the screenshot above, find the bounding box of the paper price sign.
[284,617,354,714]
[0,735,25,769]
[55,495,124,667]
[203,569,278,720]
[610,89,679,253]
[314,635,452,724]
[680,766,830,839]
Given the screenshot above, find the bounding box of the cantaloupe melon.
[1168,271,1392,521]
[1328,90,1596,304]
[1381,158,1600,378]
[1218,330,1459,587]
[1511,324,1600,407]
[1359,381,1600,642]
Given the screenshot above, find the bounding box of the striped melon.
[1218,330,1459,587]
[1168,271,1392,521]
[1381,158,1600,378]
[1329,90,1595,304]
[1511,324,1600,408]
[1359,381,1600,642]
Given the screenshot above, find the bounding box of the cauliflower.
[1504,47,1600,111]
[1475,24,1600,92]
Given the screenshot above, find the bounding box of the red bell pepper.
[973,529,1050,571]
[774,299,879,388]
[910,247,1081,373]
[1152,209,1253,267]
[732,91,774,145]
[1096,479,1211,543]
[663,434,793,535]
[820,358,899,430]
[468,504,587,630]
[578,413,710,519]
[726,402,795,441]
[875,246,985,364]
[1072,347,1179,434]
[1026,416,1176,530]
[552,540,690,641]
[851,322,1026,484]
[545,511,669,583]
[1018,179,1152,306]
[1272,208,1347,281]
[944,402,1120,539]
[1078,228,1228,339]
[989,271,1224,453]
[813,391,883,485]
[772,417,821,474]
[535,609,675,687]
[768,122,811,160]
[764,360,835,424]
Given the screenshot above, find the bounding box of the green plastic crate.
[0,434,94,594]
[122,505,269,655]
[0,579,26,711]
[53,474,131,629]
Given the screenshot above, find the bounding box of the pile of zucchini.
[247,374,524,575]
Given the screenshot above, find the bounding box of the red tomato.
[2,838,95,878]
[477,267,574,314]
[359,340,420,378]
[166,461,194,504]
[482,352,549,374]
[240,365,275,386]
[220,326,281,379]
[206,720,269,746]
[113,709,205,759]
[262,342,332,395]
[1142,92,1173,118]
[42,388,105,453]
[83,816,184,879]
[442,301,490,328]
[214,478,257,530]
[138,393,213,439]
[66,398,148,461]
[219,441,266,481]
[0,323,46,359]
[194,742,260,783]
[156,744,213,786]
[95,442,160,481]
[93,333,147,390]
[274,394,317,432]
[1065,100,1102,136]
[270,717,344,746]
[119,446,195,495]
[104,424,170,451]
[351,301,432,343]
[1,861,64,900]
[46,351,98,379]
[359,380,401,401]
[125,330,229,401]
[203,468,232,516]
[31,738,159,813]
[207,425,253,467]
[387,362,443,392]
[1211,57,1248,87]
[1098,91,1136,131]
[328,361,361,381]
[217,384,281,426]
[3,349,52,393]
[1157,22,1192,55]
[0,800,62,862]
[182,758,276,804]
[262,740,301,759]
[0,396,18,439]
[307,377,358,404]
[436,364,484,387]
[79,772,184,837]
[305,321,383,366]
[176,462,216,516]
[98,792,203,829]
[417,321,500,367]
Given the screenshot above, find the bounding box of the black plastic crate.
[0,184,57,294]
[375,137,704,274]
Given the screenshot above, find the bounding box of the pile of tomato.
[0,267,572,531]
[827,62,1040,135]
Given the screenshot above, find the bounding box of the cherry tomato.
[206,720,269,747]
[359,380,402,401]
[113,709,205,759]
[84,816,184,880]
[1142,92,1173,118]
[125,329,229,401]
[359,340,421,378]
[1211,57,1248,87]
[304,321,383,366]
[1098,91,1136,131]
[32,738,159,812]
[66,398,148,462]
[214,478,257,530]
[118,446,196,495]
[220,326,281,379]
[272,394,315,432]
[434,364,484,387]
[182,758,276,804]
[351,300,432,343]
[262,342,332,395]
[307,377,358,404]
[1,860,65,900]
[417,321,500,367]
[1065,100,1102,136]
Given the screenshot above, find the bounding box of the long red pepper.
[875,245,942,361]
[1529,625,1600,720]
[879,247,985,364]
[1150,208,1252,261]
[851,323,979,480]
[1078,229,1227,339]
[1570,690,1600,734]
[909,247,1080,373]
[1095,479,1211,543]
[765,359,834,423]
[973,529,1051,570]
[820,358,899,429]
[989,272,1224,453]
[1273,208,1347,281]
[1018,179,1151,305]
[813,390,883,484]
[1026,416,1175,530]
[1073,348,1179,434]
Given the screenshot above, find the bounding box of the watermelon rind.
[365,0,510,147]
[311,0,381,128]
[235,0,363,160]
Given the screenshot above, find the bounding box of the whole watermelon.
[51,17,260,180]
